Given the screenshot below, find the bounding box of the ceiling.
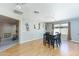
[0,3,79,22]
[20,3,79,22]
[21,3,55,22]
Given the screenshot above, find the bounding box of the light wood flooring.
[0,39,79,56]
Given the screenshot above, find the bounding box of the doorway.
[0,15,19,52]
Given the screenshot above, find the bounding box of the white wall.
[19,19,45,43]
[14,3,79,43]
[0,3,46,44]
[71,19,79,42]
[2,3,79,44]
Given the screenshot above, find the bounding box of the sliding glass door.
[54,23,68,40]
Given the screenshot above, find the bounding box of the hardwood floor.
[0,39,79,56]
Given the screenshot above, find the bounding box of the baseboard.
[71,40,79,43]
[19,38,42,44]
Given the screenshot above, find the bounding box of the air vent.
[13,9,23,15]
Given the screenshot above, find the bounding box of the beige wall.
[0,23,16,41]
[0,23,3,40]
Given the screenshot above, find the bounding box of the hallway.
[0,15,19,52]
[0,39,79,56]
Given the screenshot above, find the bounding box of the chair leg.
[59,41,61,46]
[43,40,46,46]
[48,40,51,48]
[48,44,50,48]
[56,40,58,47]
[51,41,54,49]
[52,43,54,49]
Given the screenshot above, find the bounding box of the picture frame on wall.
[25,23,29,31]
[52,24,54,29]
[34,23,41,30]
[45,24,47,30]
[38,23,40,30]
[34,24,36,29]
[43,23,45,28]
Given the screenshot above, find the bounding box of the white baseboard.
[71,40,79,43]
[19,38,42,44]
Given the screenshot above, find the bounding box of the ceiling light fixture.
[13,3,25,15]
[16,3,22,9]
[34,10,40,14]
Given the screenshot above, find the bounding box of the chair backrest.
[43,32,50,39]
[56,33,61,40]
